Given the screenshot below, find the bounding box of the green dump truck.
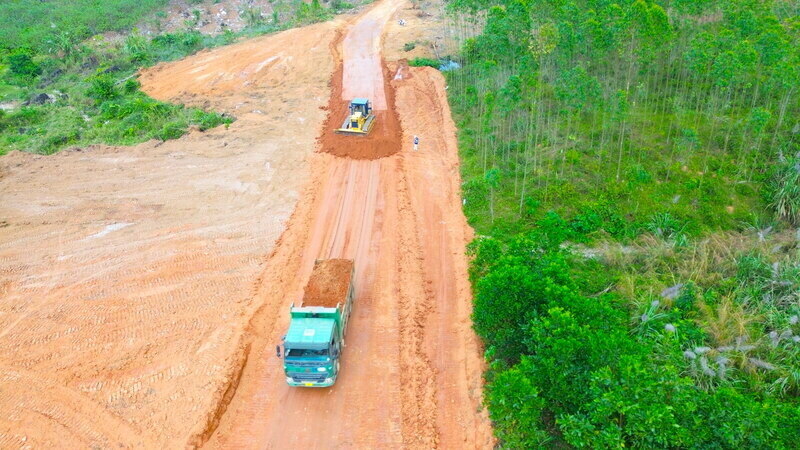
[277,259,355,387]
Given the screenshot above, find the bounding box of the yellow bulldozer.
[335,98,376,136]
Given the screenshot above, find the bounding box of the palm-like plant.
[240,7,265,27]
[696,297,757,349]
[768,156,800,225]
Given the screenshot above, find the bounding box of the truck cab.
[281,308,344,387]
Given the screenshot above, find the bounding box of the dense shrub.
[474,225,800,447]
[409,57,440,68]
[484,365,549,447]
[295,0,332,25]
[87,73,118,103]
[473,248,572,362]
[155,120,188,141]
[5,49,41,81]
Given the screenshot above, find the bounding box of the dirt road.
[0,0,492,447]
[208,0,492,447]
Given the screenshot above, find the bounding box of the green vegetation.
[409,57,441,67]
[331,0,357,12]
[0,29,235,155]
[0,0,171,51]
[0,0,342,156]
[295,0,334,24]
[446,0,800,446]
[767,156,800,225]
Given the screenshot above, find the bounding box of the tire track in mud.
[391,154,440,447]
[203,154,333,447]
[393,68,494,446]
[307,0,443,443]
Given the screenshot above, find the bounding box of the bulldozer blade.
[335,128,369,136]
[334,114,376,136]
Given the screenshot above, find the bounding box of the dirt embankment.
[0,21,338,448]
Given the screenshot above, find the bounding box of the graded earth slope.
[0,21,337,447]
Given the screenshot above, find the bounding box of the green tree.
[485,366,549,447]
[484,167,501,222]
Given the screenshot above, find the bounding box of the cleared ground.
[0,21,337,447]
[0,0,493,447]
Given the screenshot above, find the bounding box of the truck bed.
[302,259,354,308]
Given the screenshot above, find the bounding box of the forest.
[445,0,800,446]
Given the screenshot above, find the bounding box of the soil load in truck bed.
[302,259,354,308]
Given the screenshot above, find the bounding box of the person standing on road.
[413,135,419,152]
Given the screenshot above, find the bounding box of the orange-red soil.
[0,21,337,448]
[318,53,403,160]
[206,0,493,447]
[0,0,494,447]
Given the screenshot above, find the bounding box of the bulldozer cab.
[349,98,371,116]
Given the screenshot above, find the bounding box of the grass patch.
[409,57,440,68]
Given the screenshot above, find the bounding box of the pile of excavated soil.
[318,58,402,160]
[302,259,354,307]
[0,20,338,448]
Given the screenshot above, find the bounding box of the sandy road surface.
[0,22,337,447]
[341,0,398,109]
[207,0,493,447]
